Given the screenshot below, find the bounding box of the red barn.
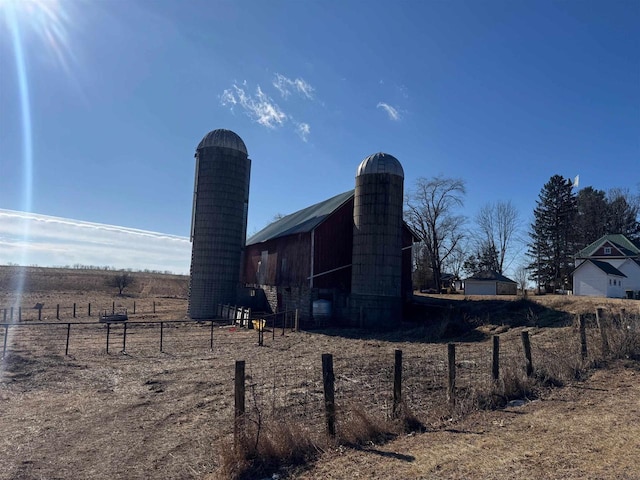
[240,190,416,324]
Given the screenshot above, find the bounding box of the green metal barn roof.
[246,190,354,245]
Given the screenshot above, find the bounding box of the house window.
[604,247,612,255]
[609,279,612,285]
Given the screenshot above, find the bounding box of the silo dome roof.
[197,129,248,155]
[356,152,404,178]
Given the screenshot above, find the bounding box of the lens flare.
[0,0,77,358]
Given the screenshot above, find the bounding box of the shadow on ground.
[312,295,573,344]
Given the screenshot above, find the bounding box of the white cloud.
[220,79,313,141]
[272,73,315,100]
[220,84,287,128]
[377,102,401,121]
[295,122,311,142]
[0,209,191,274]
[220,89,237,107]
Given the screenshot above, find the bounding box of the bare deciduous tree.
[110,271,135,295]
[514,264,530,296]
[405,176,466,292]
[475,200,520,274]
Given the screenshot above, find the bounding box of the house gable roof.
[246,190,354,245]
[576,234,640,259]
[465,270,516,283]
[575,259,627,277]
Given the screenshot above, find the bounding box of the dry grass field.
[1,266,639,479]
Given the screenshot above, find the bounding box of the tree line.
[527,176,640,293]
[404,175,640,293]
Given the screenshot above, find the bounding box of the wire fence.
[232,309,640,442]
[0,320,217,358]
[0,299,186,322]
[2,307,639,446]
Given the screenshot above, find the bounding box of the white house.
[572,234,640,298]
[464,271,517,295]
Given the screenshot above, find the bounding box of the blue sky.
[0,0,638,274]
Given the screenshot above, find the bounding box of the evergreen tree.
[463,242,500,276]
[575,186,608,249]
[528,175,577,293]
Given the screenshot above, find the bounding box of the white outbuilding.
[572,234,640,299]
[464,271,517,296]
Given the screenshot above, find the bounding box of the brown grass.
[294,363,640,480]
[2,268,640,479]
[219,419,321,480]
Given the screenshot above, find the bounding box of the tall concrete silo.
[188,129,251,319]
[351,152,404,327]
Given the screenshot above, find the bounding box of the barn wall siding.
[401,227,414,298]
[313,199,354,286]
[244,233,311,287]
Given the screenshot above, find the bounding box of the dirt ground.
[2,267,640,479]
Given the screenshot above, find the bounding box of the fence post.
[393,349,402,417]
[18,307,21,322]
[295,309,300,332]
[122,322,127,353]
[153,301,156,314]
[447,343,456,409]
[133,301,136,315]
[3,309,6,321]
[160,322,164,352]
[73,303,76,318]
[257,319,263,346]
[234,360,246,447]
[106,322,111,354]
[210,320,214,351]
[10,307,13,321]
[38,307,42,321]
[579,314,588,360]
[492,335,500,381]
[3,325,8,358]
[595,308,610,357]
[88,303,91,317]
[322,353,336,436]
[56,304,60,319]
[65,323,71,355]
[521,331,533,376]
